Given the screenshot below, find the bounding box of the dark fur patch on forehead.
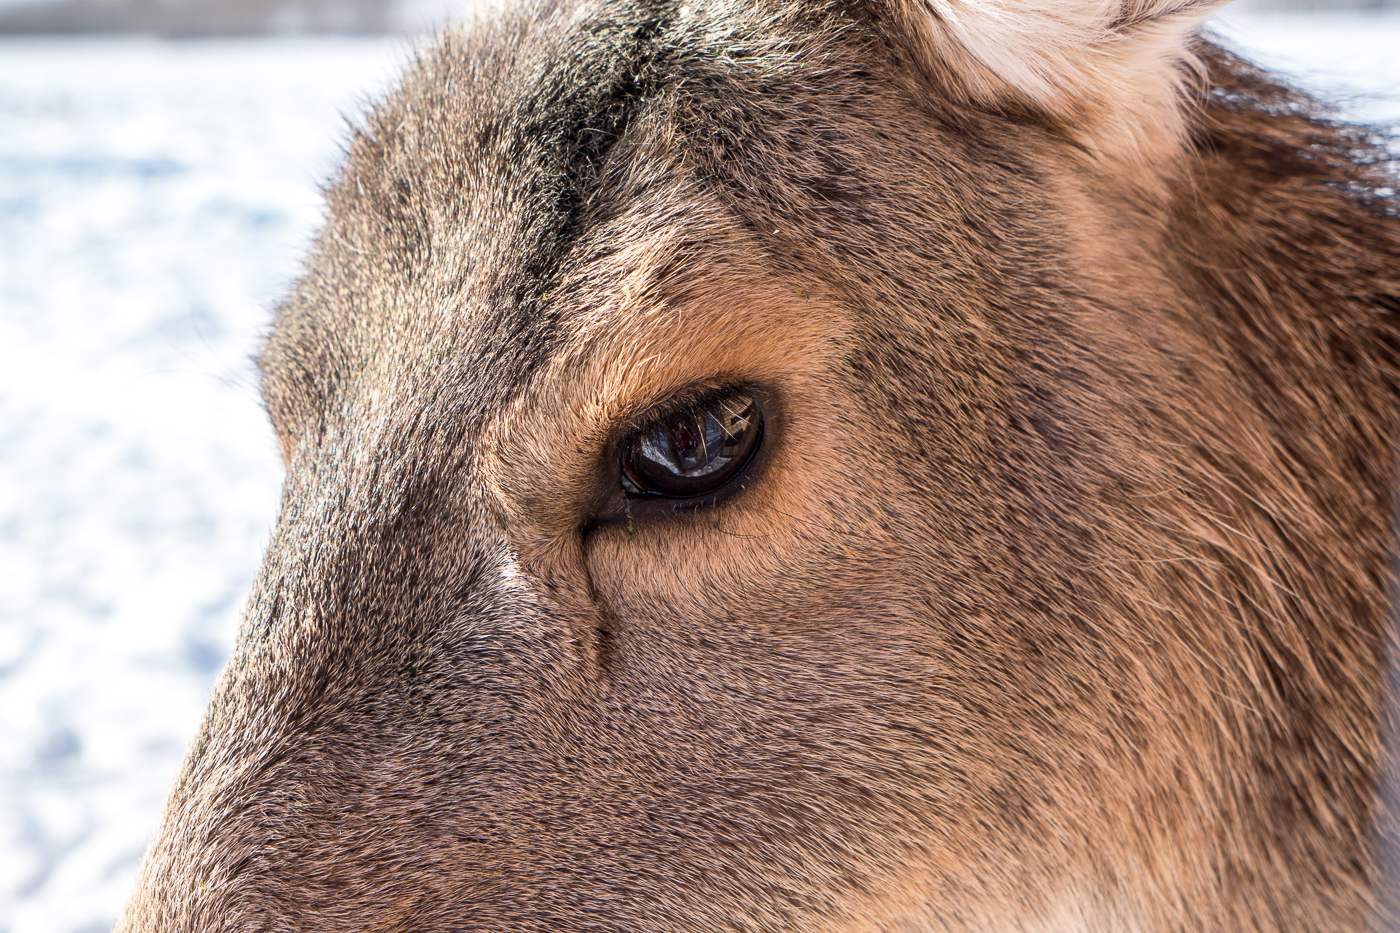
[505,1,681,277]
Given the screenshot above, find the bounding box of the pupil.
[671,416,705,470]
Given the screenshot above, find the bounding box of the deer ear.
[889,0,1228,157]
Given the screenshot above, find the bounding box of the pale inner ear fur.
[891,0,1230,161]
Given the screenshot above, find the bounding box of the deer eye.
[620,392,763,499]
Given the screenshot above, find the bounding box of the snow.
[1210,9,1400,127]
[0,13,1397,933]
[0,36,409,933]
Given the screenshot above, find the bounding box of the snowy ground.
[0,13,1398,933]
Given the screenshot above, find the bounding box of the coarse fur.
[118,0,1400,929]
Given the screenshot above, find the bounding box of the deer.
[116,0,1400,928]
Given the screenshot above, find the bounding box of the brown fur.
[118,0,1400,929]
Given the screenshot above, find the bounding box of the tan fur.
[119,1,1400,930]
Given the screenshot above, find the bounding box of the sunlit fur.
[893,0,1227,161]
[119,0,1400,930]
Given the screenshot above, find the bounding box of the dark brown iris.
[621,392,763,498]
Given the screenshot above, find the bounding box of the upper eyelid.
[616,383,747,438]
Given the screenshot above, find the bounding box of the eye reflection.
[621,392,763,499]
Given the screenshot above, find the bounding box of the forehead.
[261,0,683,433]
[258,0,1037,458]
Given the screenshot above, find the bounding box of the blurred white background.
[0,33,410,933]
[0,4,1397,933]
